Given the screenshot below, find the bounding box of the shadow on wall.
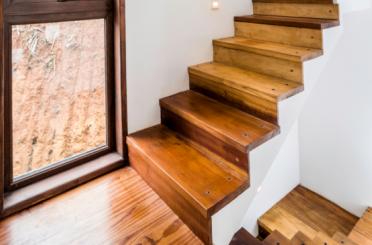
[299,5,372,217]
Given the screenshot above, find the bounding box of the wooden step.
[214,37,322,62]
[348,208,372,245]
[160,91,279,170]
[264,230,291,245]
[333,232,358,245]
[230,228,263,245]
[235,15,340,29]
[258,185,359,241]
[189,62,303,123]
[291,231,313,245]
[213,38,304,82]
[311,232,338,245]
[127,125,249,245]
[253,3,339,20]
[252,0,334,3]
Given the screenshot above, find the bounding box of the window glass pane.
[11,19,107,178]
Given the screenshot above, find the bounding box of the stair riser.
[161,108,249,171]
[235,22,323,49]
[189,73,278,124]
[214,45,303,83]
[253,3,339,20]
[127,141,212,245]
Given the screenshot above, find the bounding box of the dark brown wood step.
[234,15,339,29]
[230,228,263,245]
[264,230,291,245]
[160,91,279,170]
[213,37,323,62]
[258,185,359,240]
[127,125,249,244]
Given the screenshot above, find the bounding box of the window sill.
[2,153,124,218]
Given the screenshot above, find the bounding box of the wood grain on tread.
[0,168,202,245]
[291,231,313,245]
[253,3,339,20]
[230,228,262,245]
[263,230,291,245]
[235,22,323,49]
[127,125,249,218]
[252,0,334,3]
[333,232,358,245]
[214,37,322,62]
[258,185,358,240]
[348,208,372,245]
[189,62,303,123]
[234,15,340,29]
[189,63,303,102]
[160,91,279,153]
[311,232,338,245]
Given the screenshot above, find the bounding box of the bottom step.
[127,125,249,244]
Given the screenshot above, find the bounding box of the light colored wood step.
[213,38,304,82]
[189,62,303,123]
[258,185,359,241]
[333,232,358,245]
[127,125,249,245]
[291,231,313,245]
[253,3,339,20]
[235,15,340,29]
[311,232,338,245]
[348,208,372,245]
[160,90,279,152]
[214,37,322,62]
[264,230,291,245]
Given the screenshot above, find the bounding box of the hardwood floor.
[0,167,202,245]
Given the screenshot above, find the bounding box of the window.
[0,0,126,216]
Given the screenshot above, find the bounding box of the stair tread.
[127,125,249,217]
[348,208,372,245]
[160,90,279,152]
[312,232,338,245]
[252,0,334,3]
[234,15,339,29]
[264,230,291,245]
[333,232,358,245]
[214,37,323,62]
[258,186,359,240]
[291,231,313,245]
[189,62,303,102]
[230,228,263,245]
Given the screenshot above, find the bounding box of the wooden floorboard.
[0,167,202,245]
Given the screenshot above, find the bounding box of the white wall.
[299,6,372,217]
[126,0,251,133]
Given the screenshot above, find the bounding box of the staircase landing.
[0,168,202,245]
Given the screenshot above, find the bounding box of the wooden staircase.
[230,186,372,245]
[127,0,341,244]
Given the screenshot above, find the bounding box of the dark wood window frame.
[0,0,127,218]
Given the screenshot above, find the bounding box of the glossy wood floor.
[0,167,202,245]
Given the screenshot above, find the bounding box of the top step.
[348,208,372,245]
[234,15,340,29]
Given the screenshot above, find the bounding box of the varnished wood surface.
[253,3,339,20]
[235,15,340,29]
[230,228,262,245]
[348,208,372,245]
[252,0,334,3]
[0,167,202,245]
[291,231,313,245]
[333,232,358,245]
[235,22,323,49]
[127,125,249,217]
[263,230,291,245]
[214,37,323,62]
[258,185,358,240]
[160,91,279,152]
